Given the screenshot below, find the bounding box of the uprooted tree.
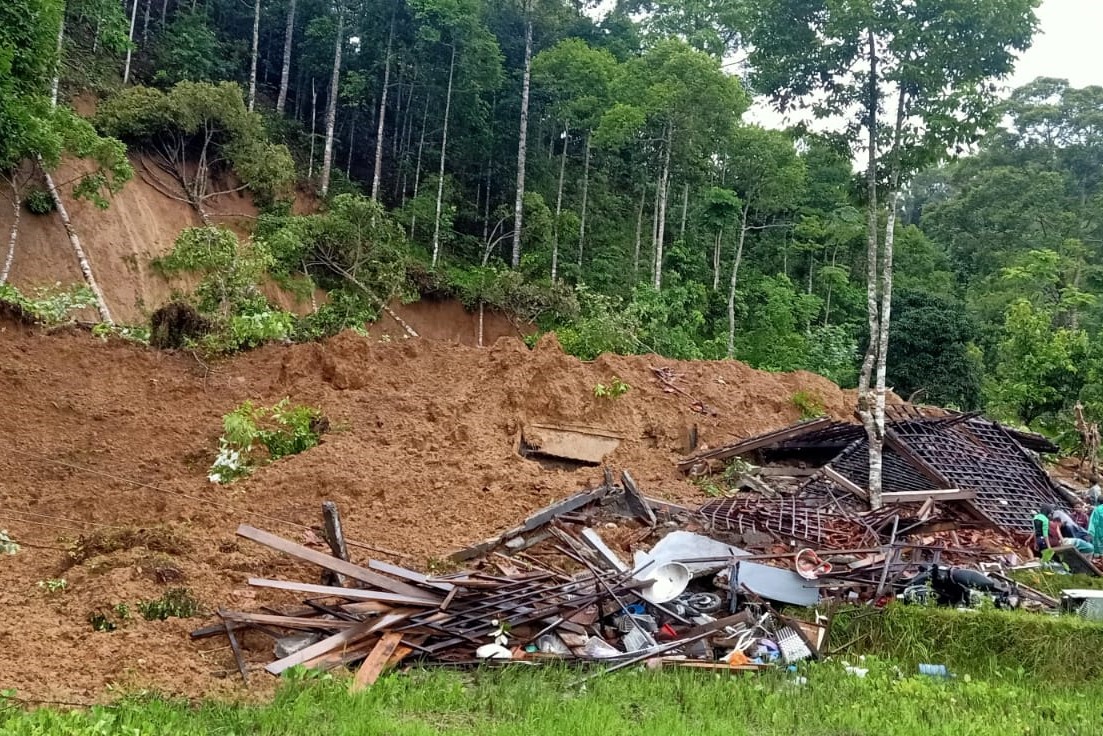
[746,0,1039,508]
[95,81,294,225]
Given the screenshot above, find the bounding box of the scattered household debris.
[196,405,1100,687]
[519,423,624,465]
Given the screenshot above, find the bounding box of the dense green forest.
[3,0,1101,450]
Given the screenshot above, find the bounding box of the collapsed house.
[196,406,1093,686]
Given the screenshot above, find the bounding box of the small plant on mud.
[594,376,631,399]
[137,588,201,621]
[210,398,327,483]
[37,578,68,593]
[0,283,96,326]
[24,188,55,215]
[791,390,826,419]
[0,530,19,555]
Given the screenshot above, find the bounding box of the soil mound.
[0,324,852,701]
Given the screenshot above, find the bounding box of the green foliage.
[790,390,825,419]
[0,283,96,325]
[23,188,53,214]
[151,10,234,86]
[593,376,630,399]
[210,398,326,483]
[136,588,201,621]
[36,578,67,593]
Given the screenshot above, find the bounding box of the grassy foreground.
[3,662,1100,736]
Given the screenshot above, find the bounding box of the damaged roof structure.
[685,406,1070,538]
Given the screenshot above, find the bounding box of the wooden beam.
[223,616,249,684]
[677,417,834,470]
[350,632,404,692]
[882,489,975,504]
[247,578,440,607]
[621,470,656,526]
[823,465,869,501]
[368,560,454,592]
[218,611,363,631]
[266,622,377,674]
[322,501,351,586]
[236,524,439,603]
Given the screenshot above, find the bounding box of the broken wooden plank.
[621,470,656,526]
[447,485,613,562]
[247,578,441,607]
[579,528,629,572]
[237,525,441,603]
[266,622,377,675]
[222,615,249,684]
[218,611,363,631]
[322,501,351,587]
[521,423,624,464]
[677,417,834,471]
[823,465,869,502]
[350,632,405,692]
[882,489,975,503]
[757,466,819,478]
[368,560,454,592]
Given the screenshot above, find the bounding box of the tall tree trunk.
[51,10,65,107]
[319,10,344,196]
[308,77,317,178]
[712,227,723,290]
[726,206,749,358]
[633,187,645,282]
[371,18,394,201]
[550,124,567,282]
[37,158,113,325]
[577,132,591,268]
[123,0,139,85]
[653,124,672,289]
[510,16,533,269]
[247,0,260,111]
[346,113,355,175]
[161,0,168,27]
[410,95,429,237]
[649,180,660,280]
[679,181,689,242]
[1,181,19,285]
[275,0,295,114]
[857,28,883,509]
[430,45,456,266]
[142,0,151,43]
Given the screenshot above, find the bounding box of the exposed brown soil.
[0,320,854,702]
[365,298,535,345]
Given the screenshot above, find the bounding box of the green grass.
[827,602,1103,681]
[2,663,1101,736]
[1008,568,1103,600]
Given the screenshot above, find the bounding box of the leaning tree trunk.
[275,0,296,114]
[122,0,139,85]
[653,124,672,290]
[430,45,456,266]
[248,0,260,111]
[857,28,883,509]
[37,158,114,325]
[550,123,568,282]
[319,10,344,196]
[577,132,591,268]
[1,181,20,285]
[679,181,689,242]
[371,18,394,201]
[712,226,723,291]
[726,206,749,358]
[510,17,533,269]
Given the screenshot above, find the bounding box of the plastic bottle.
[918,663,950,678]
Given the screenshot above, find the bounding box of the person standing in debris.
[1034,505,1056,554]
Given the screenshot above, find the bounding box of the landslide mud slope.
[0,322,852,700]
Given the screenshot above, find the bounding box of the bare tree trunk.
[142,0,151,43]
[37,158,113,325]
[653,124,672,289]
[123,0,139,85]
[430,45,456,266]
[857,28,883,509]
[308,77,317,178]
[577,132,591,269]
[346,113,355,176]
[248,0,260,111]
[712,227,722,290]
[51,11,65,107]
[551,124,567,282]
[410,95,429,237]
[510,16,533,269]
[726,206,749,358]
[161,0,168,27]
[275,0,296,114]
[679,180,689,242]
[633,187,645,282]
[649,180,659,280]
[371,18,394,201]
[1,181,19,285]
[319,10,344,196]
